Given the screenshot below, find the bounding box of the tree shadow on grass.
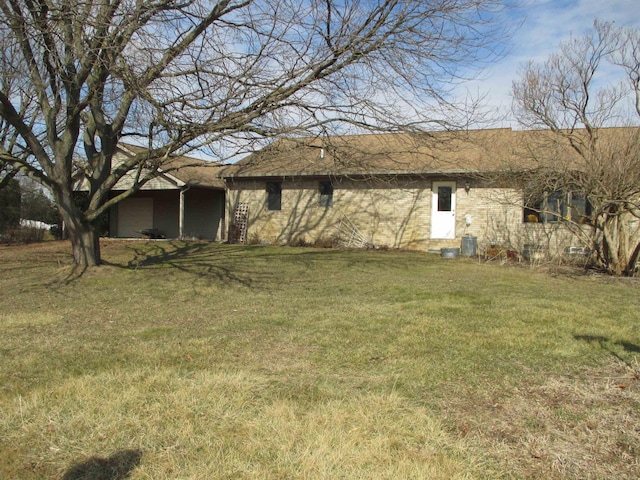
[97,239,440,293]
[100,241,256,288]
[102,241,376,289]
[61,449,142,480]
[574,334,640,365]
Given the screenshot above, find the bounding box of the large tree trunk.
[601,218,622,275]
[598,211,639,276]
[67,224,101,267]
[627,241,640,277]
[58,199,102,268]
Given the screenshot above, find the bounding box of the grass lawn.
[0,240,638,479]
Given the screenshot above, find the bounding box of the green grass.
[0,240,639,479]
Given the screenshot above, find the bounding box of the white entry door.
[430,181,456,239]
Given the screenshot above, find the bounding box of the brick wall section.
[225,176,584,254]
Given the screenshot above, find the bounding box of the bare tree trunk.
[58,197,101,268]
[602,217,622,275]
[627,241,640,277]
[598,211,640,275]
[68,224,101,268]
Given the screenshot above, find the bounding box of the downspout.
[179,184,191,240]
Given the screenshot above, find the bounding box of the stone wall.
[225,176,586,255]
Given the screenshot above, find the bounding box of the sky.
[466,0,640,127]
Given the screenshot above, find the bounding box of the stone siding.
[225,176,587,254]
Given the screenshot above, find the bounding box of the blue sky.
[468,0,640,126]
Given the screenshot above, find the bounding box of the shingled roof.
[220,127,637,179]
[119,143,226,189]
[220,129,539,179]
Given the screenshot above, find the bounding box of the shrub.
[313,237,338,248]
[0,227,46,245]
[290,237,311,248]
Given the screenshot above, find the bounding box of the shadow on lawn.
[102,241,256,287]
[574,334,640,364]
[61,449,142,480]
[103,240,379,288]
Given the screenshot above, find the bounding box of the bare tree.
[512,20,640,276]
[0,0,508,267]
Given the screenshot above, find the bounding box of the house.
[95,144,226,240]
[219,128,595,254]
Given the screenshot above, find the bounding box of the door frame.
[430,180,456,239]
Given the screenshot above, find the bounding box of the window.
[319,181,333,207]
[523,198,542,223]
[437,186,452,211]
[567,192,592,223]
[266,182,281,211]
[543,190,564,223]
[523,190,591,223]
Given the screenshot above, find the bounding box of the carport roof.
[119,143,226,189]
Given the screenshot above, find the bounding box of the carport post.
[179,185,190,239]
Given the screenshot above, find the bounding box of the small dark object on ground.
[140,229,165,239]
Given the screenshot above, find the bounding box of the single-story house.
[90,144,227,240]
[219,128,596,255]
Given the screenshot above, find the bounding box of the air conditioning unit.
[565,246,588,255]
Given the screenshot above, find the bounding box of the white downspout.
[179,185,191,239]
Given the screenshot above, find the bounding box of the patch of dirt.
[440,361,640,479]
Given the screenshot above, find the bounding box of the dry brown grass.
[0,240,638,479]
[441,360,640,479]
